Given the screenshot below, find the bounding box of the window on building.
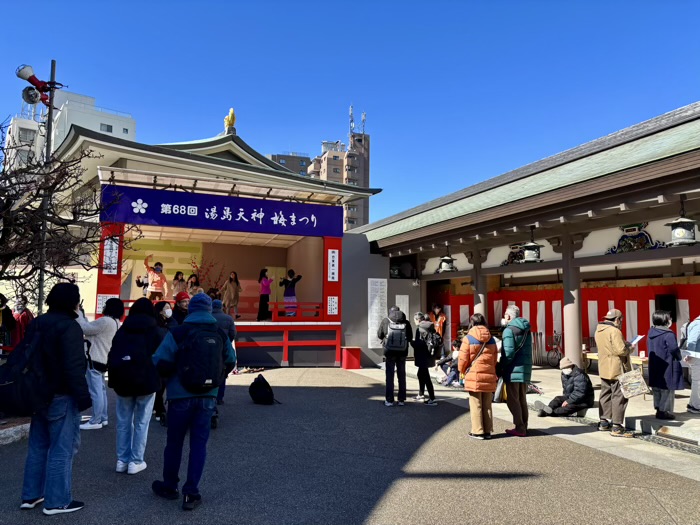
[346,205,358,213]
[346,218,357,225]
[17,149,30,166]
[279,159,286,164]
[333,155,340,160]
[346,179,358,186]
[18,127,36,143]
[100,123,113,133]
[300,160,306,166]
[299,170,306,176]
[123,128,129,134]
[333,168,340,173]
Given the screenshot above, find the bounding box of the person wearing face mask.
[153,302,177,424]
[595,309,635,437]
[173,292,190,326]
[499,305,532,437]
[647,310,684,420]
[13,295,34,347]
[144,255,169,301]
[171,272,187,299]
[0,293,18,349]
[534,357,594,417]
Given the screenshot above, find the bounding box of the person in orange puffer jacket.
[458,313,499,440]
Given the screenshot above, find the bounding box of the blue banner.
[100,184,344,238]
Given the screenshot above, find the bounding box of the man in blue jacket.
[151,294,236,511]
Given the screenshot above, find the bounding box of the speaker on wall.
[655,294,677,323]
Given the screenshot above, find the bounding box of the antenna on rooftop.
[348,104,355,151]
[361,111,366,135]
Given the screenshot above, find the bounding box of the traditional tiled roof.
[355,101,700,241]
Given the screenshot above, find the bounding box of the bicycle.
[545,331,563,368]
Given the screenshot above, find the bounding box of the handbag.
[494,329,530,403]
[494,377,507,403]
[617,365,650,399]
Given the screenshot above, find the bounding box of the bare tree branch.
[1,121,140,304]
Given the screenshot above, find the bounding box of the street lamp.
[16,60,62,313]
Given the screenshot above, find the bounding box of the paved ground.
[1,368,699,525]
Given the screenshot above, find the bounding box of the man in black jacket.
[535,356,594,417]
[20,283,91,516]
[377,306,412,407]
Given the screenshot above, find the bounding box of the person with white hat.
[534,356,594,417]
[594,308,635,437]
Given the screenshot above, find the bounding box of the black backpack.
[0,326,52,417]
[384,321,407,352]
[249,374,278,405]
[108,332,158,397]
[177,325,226,394]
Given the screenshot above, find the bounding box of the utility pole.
[37,60,57,314]
[16,60,62,313]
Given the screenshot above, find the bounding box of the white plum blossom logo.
[131,199,148,214]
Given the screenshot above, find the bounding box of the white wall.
[483,238,559,268]
[421,252,472,275]
[54,104,136,147]
[576,218,672,258]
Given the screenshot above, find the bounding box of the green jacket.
[501,317,532,383]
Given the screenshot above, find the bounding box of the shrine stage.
[236,321,342,368]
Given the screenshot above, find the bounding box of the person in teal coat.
[500,305,532,437]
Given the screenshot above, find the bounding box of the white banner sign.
[368,278,388,349]
[395,295,409,319]
[102,238,119,275]
[96,294,120,314]
[327,296,338,316]
[327,249,339,282]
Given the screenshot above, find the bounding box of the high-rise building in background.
[4,90,135,167]
[307,130,370,230]
[266,152,311,177]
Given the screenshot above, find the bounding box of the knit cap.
[559,356,575,370]
[188,293,212,314]
[175,291,190,303]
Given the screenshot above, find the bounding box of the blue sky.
[2,1,699,222]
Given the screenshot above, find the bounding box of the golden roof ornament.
[224,108,236,134]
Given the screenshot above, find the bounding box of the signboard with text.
[101,184,344,238]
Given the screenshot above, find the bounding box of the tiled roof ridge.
[355,100,700,234]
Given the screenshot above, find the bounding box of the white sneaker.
[127,461,147,475]
[101,420,109,427]
[413,395,424,402]
[384,401,394,407]
[116,460,128,473]
[79,422,103,430]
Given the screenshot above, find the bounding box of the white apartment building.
[4,91,135,168]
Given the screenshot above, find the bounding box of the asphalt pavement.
[0,368,698,525]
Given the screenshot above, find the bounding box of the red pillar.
[95,222,125,317]
[322,237,342,365]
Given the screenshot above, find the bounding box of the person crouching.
[534,357,594,417]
